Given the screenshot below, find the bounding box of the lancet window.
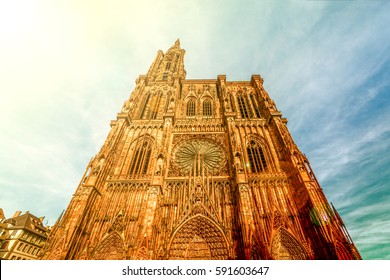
[150,92,162,119]
[202,99,212,117]
[139,93,150,119]
[250,94,261,118]
[186,98,196,116]
[129,138,153,175]
[237,93,252,119]
[247,140,267,173]
[165,61,171,70]
[229,95,236,112]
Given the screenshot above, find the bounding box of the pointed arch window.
[247,140,267,173]
[229,95,236,112]
[139,93,150,119]
[250,94,261,118]
[186,98,196,116]
[203,99,212,117]
[129,140,152,175]
[150,92,162,119]
[237,94,252,119]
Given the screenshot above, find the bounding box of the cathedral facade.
[42,40,361,260]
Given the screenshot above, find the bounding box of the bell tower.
[41,41,361,260]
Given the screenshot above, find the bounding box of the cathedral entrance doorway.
[168,214,229,260]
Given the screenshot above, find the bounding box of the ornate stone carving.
[169,134,228,177]
[109,212,125,233]
[271,228,307,260]
[168,215,229,260]
[173,139,225,175]
[91,232,124,260]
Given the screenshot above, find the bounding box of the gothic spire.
[146,39,186,83]
[173,38,180,47]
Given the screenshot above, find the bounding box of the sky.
[0,0,389,260]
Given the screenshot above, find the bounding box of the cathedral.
[42,40,361,260]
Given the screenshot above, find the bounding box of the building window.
[247,140,267,173]
[1,241,9,249]
[186,99,196,116]
[165,61,171,70]
[238,95,251,119]
[139,93,150,119]
[162,72,168,81]
[129,141,152,175]
[250,94,261,118]
[150,92,162,119]
[203,99,212,117]
[229,95,236,112]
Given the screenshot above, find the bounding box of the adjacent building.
[0,210,49,260]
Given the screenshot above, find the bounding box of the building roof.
[4,211,49,238]
[0,208,5,221]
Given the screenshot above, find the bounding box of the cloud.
[0,0,389,258]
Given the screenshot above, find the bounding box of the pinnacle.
[167,39,181,52]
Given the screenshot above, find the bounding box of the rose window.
[173,139,225,175]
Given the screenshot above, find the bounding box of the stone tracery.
[173,138,225,175]
[168,215,229,260]
[91,232,124,260]
[271,228,307,260]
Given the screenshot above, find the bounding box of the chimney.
[0,208,5,220]
[12,211,22,218]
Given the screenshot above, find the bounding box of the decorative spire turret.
[146,39,186,83]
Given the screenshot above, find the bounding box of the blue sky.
[0,0,389,259]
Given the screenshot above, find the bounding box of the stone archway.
[91,232,125,260]
[168,215,229,260]
[271,228,308,260]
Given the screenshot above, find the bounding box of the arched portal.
[168,215,229,260]
[271,228,308,260]
[91,232,125,260]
